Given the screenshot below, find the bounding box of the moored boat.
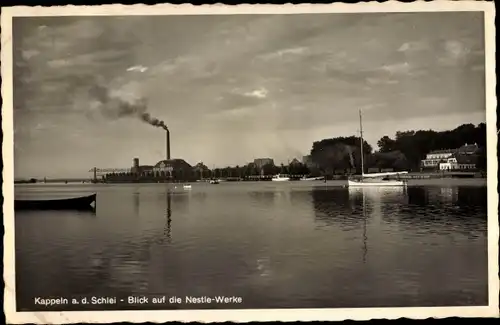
[15,193,97,211]
[300,176,325,181]
[271,174,290,182]
[347,178,406,187]
[347,110,408,188]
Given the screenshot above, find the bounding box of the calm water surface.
[14,180,488,310]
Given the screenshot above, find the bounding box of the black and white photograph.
[2,2,498,323]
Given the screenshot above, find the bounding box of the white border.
[2,2,498,323]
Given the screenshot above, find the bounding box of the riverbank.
[14,177,488,189]
[14,170,486,185]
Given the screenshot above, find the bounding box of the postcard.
[2,1,498,323]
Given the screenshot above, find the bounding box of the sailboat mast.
[359,109,364,176]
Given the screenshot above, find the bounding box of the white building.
[439,157,458,170]
[421,149,456,169]
[421,143,479,171]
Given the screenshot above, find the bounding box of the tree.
[288,161,308,175]
[377,136,397,153]
[248,163,259,176]
[311,141,353,175]
[310,135,373,175]
[262,163,275,176]
[366,150,409,171]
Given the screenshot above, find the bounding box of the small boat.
[300,176,325,181]
[183,184,192,189]
[271,174,290,182]
[209,179,220,184]
[15,193,97,211]
[347,110,408,188]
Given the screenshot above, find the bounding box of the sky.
[12,12,486,179]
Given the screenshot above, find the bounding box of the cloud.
[397,41,430,53]
[366,77,399,85]
[398,43,411,52]
[126,65,148,73]
[21,49,40,60]
[438,40,473,66]
[244,88,268,99]
[257,46,309,61]
[445,40,469,59]
[380,62,411,75]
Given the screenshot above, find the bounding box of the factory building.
[104,128,196,183]
[105,158,195,183]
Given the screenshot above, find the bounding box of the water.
[14,180,488,311]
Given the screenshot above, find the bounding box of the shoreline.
[14,177,487,187]
[14,171,486,185]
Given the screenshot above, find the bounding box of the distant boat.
[183,184,192,189]
[300,176,325,181]
[15,193,97,211]
[209,179,220,184]
[347,110,407,188]
[271,174,290,182]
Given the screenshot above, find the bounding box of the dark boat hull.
[15,193,97,211]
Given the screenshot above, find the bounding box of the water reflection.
[456,186,487,213]
[405,186,487,217]
[347,187,407,264]
[164,190,172,243]
[247,191,275,207]
[169,190,190,213]
[360,190,368,264]
[289,190,313,208]
[133,191,140,216]
[311,188,373,231]
[387,186,487,237]
[351,188,407,225]
[15,207,97,217]
[192,191,207,202]
[407,186,428,206]
[311,185,488,262]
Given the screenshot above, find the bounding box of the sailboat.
[347,110,408,188]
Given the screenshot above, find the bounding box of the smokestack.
[166,128,171,160]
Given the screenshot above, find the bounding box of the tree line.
[309,122,487,174]
[194,122,486,179]
[195,161,311,179]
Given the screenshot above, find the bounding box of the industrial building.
[103,128,196,183]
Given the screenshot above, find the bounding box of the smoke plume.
[140,113,168,130]
[88,84,168,130]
